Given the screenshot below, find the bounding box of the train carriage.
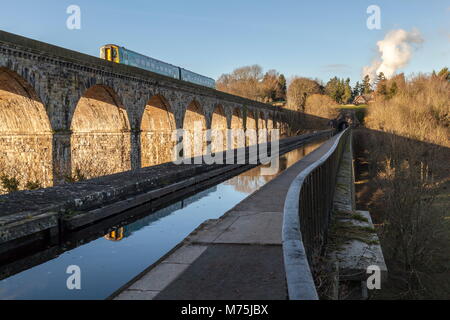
[180,68,216,88]
[100,44,215,88]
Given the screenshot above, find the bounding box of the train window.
[111,47,119,63]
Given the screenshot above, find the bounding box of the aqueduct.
[0,30,297,189]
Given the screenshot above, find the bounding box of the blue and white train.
[100,44,215,89]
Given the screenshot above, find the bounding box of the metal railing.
[282,128,350,300]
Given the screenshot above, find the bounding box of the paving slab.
[114,290,159,300]
[128,262,190,292]
[164,245,208,264]
[154,244,287,300]
[187,216,240,244]
[213,211,282,245]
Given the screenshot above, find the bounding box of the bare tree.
[216,65,264,101]
[287,77,322,111]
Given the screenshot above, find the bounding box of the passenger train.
[100,44,216,88]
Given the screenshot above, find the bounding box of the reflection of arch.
[70,85,131,179]
[183,100,206,158]
[141,95,176,167]
[211,104,227,153]
[225,166,270,193]
[0,67,53,192]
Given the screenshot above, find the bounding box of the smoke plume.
[363,29,424,81]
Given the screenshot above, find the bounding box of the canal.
[0,139,325,299]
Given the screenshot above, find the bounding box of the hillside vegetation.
[354,72,450,299]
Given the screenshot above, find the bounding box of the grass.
[337,104,368,110]
[330,222,379,249]
[334,209,369,223]
[329,216,378,248]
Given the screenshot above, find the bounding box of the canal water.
[0,139,325,300]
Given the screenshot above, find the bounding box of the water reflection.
[0,139,324,299]
[224,142,322,193]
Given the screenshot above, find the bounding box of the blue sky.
[0,0,448,85]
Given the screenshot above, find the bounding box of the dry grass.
[354,74,450,299]
[365,74,449,147]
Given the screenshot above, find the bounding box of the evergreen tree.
[276,74,287,101]
[376,72,386,85]
[325,77,338,102]
[377,82,388,96]
[353,81,361,98]
[342,78,352,104]
[387,81,398,99]
[362,75,372,95]
[437,67,450,81]
[375,72,388,96]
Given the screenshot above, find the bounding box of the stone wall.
[0,68,53,191]
[0,30,300,192]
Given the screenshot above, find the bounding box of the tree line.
[216,64,450,114]
[216,64,373,112]
[216,65,286,103]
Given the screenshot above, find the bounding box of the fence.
[282,128,350,300]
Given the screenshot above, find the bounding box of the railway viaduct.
[0,30,294,188]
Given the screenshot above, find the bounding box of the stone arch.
[70,84,131,179]
[258,111,267,144]
[231,108,244,130]
[258,112,267,130]
[246,109,257,130]
[210,104,227,153]
[267,113,275,141]
[246,109,257,147]
[140,94,176,167]
[230,108,245,149]
[183,100,207,158]
[267,113,274,130]
[68,77,134,128]
[0,67,53,192]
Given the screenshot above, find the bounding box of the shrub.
[0,174,20,193]
[305,94,340,119]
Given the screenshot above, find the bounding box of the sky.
[0,0,448,85]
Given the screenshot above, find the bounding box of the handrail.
[282,128,350,300]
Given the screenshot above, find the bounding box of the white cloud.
[363,28,424,81]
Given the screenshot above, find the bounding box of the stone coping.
[282,128,350,300]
